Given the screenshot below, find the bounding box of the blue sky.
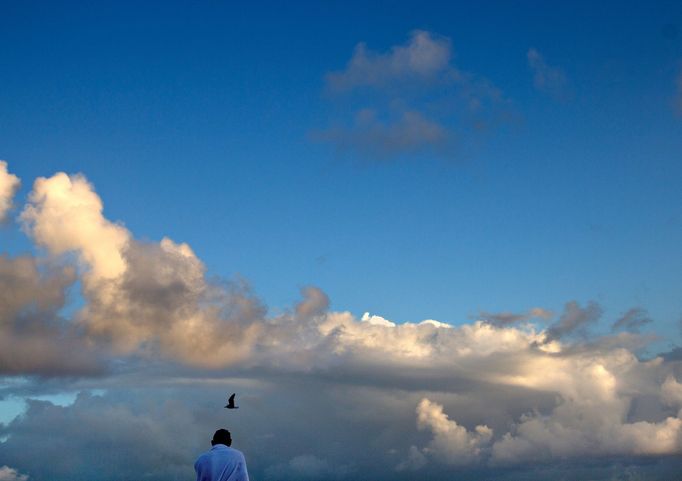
[2,2,682,480]
[2,1,681,332]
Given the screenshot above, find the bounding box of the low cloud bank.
[1,163,682,480]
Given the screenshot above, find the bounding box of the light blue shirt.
[194,444,250,481]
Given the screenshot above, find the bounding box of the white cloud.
[21,173,129,281]
[418,319,451,329]
[361,312,396,327]
[0,161,20,223]
[416,398,492,465]
[662,375,682,410]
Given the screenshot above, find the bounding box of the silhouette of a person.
[195,429,250,481]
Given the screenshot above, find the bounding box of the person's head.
[211,428,232,447]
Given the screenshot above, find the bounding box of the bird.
[225,393,239,409]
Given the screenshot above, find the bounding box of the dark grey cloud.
[326,30,455,92]
[3,358,681,481]
[0,255,105,377]
[527,48,572,101]
[479,307,553,327]
[545,300,603,342]
[295,286,330,319]
[611,307,653,333]
[0,391,200,481]
[315,109,453,159]
[660,346,682,361]
[77,239,266,368]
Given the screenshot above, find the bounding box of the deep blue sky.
[1,0,681,339]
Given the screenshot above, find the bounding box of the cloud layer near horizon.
[1,163,682,480]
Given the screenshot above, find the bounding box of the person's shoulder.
[227,447,246,459]
[195,451,212,465]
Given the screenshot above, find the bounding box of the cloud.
[265,454,354,481]
[0,466,28,481]
[416,398,492,465]
[479,307,553,327]
[395,446,427,472]
[295,286,330,319]
[79,238,264,367]
[326,30,455,92]
[3,162,682,480]
[0,161,20,223]
[20,171,264,368]
[544,300,602,342]
[316,109,452,159]
[661,375,682,409]
[361,312,396,327]
[318,31,510,160]
[527,48,571,101]
[0,254,104,376]
[410,347,682,466]
[0,392,200,481]
[21,172,129,281]
[612,307,653,333]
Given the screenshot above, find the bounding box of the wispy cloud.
[545,300,602,341]
[612,307,653,332]
[315,109,452,159]
[317,31,510,161]
[527,48,572,101]
[326,30,455,92]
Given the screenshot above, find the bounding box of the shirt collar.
[211,444,230,450]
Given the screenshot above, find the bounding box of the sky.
[1,1,682,480]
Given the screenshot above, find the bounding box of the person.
[194,428,250,481]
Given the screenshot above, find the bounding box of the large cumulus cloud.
[1,163,682,481]
[20,171,264,368]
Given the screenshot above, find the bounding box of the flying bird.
[225,393,239,409]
